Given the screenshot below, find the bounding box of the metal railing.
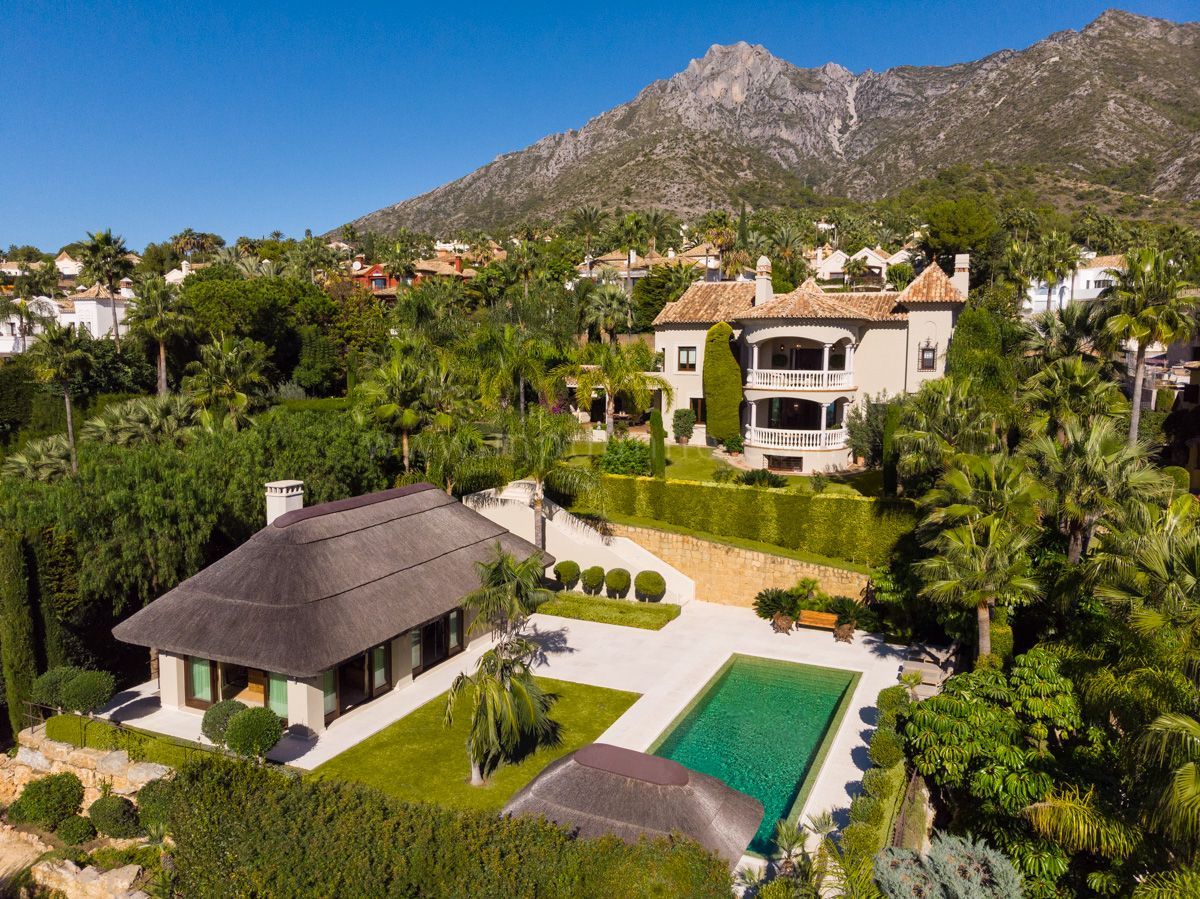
[746,426,849,450]
[745,369,854,390]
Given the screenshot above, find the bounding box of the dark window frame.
[184,656,218,711]
[918,346,938,372]
[677,346,697,372]
[689,397,706,424]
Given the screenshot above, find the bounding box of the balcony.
[745,369,855,391]
[746,426,849,451]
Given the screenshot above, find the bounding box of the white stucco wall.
[158,652,186,711]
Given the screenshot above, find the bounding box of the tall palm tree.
[182,335,269,431]
[1021,303,1111,366]
[472,324,549,419]
[1036,231,1084,313]
[642,209,679,254]
[919,452,1046,536]
[569,205,609,263]
[462,546,553,640]
[126,276,193,395]
[1099,247,1198,446]
[1022,356,1127,438]
[895,377,998,483]
[79,229,134,351]
[444,635,557,786]
[554,342,673,438]
[916,517,1040,658]
[354,341,429,470]
[25,322,95,474]
[1141,712,1200,849]
[507,407,595,549]
[1006,239,1040,297]
[414,424,501,497]
[581,283,629,344]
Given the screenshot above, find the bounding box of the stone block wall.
[609,523,871,606]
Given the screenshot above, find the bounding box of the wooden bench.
[795,610,839,631]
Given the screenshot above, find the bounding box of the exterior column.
[820,404,827,432]
[752,342,759,370]
[822,343,831,372]
[750,402,757,429]
[846,343,855,373]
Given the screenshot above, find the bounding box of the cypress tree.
[882,403,901,497]
[0,530,37,734]
[702,322,742,446]
[649,410,666,478]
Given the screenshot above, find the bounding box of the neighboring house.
[653,255,968,472]
[1022,252,1125,315]
[0,280,134,355]
[577,243,723,288]
[112,482,547,737]
[812,246,910,285]
[54,252,83,277]
[164,259,210,285]
[347,256,401,295]
[412,256,477,283]
[0,260,34,278]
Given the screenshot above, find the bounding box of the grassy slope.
[308,677,639,813]
[538,592,680,630]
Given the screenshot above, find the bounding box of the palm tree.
[1006,239,1040,297]
[462,546,553,640]
[354,342,428,470]
[1099,247,1198,446]
[895,377,998,483]
[581,283,628,344]
[182,335,269,431]
[1021,303,1112,365]
[79,229,134,351]
[443,635,558,786]
[554,342,674,438]
[843,256,870,288]
[25,322,95,474]
[919,452,1046,536]
[126,276,193,396]
[642,209,679,254]
[508,407,595,549]
[1036,231,1084,313]
[1141,712,1200,848]
[82,395,196,448]
[414,424,501,497]
[1,434,72,482]
[472,324,549,418]
[660,261,701,302]
[569,205,609,263]
[3,273,56,354]
[1022,356,1127,438]
[916,517,1040,658]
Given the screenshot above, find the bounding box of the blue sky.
[4,0,1196,251]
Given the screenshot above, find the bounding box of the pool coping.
[645,652,861,859]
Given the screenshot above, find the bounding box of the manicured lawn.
[539,592,680,630]
[566,441,720,482]
[308,677,639,813]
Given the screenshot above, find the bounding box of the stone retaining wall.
[608,524,871,606]
[31,857,148,899]
[0,727,170,808]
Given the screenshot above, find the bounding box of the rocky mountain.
[343,10,1200,234]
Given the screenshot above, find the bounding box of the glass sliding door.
[266,672,289,720]
[322,670,337,724]
[371,644,390,697]
[185,656,217,709]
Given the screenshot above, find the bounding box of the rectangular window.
[449,610,461,651]
[1095,279,1113,289]
[689,397,706,424]
[372,645,388,692]
[186,656,214,707]
[918,346,937,372]
[677,347,697,372]
[266,672,288,719]
[410,629,421,671]
[322,670,337,717]
[372,278,386,289]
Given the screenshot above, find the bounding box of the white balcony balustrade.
[746,427,849,450]
[745,369,854,390]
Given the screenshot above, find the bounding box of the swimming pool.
[650,654,858,854]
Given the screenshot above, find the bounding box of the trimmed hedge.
[56,813,96,845]
[868,727,904,768]
[167,757,731,898]
[553,560,580,590]
[31,666,84,710]
[59,670,116,715]
[604,568,631,599]
[225,707,284,759]
[202,699,248,746]
[649,410,666,478]
[596,476,916,566]
[634,570,666,602]
[702,323,741,445]
[7,772,83,829]
[580,566,605,596]
[88,794,142,838]
[135,777,175,832]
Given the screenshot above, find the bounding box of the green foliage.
[87,794,142,838]
[31,666,84,710]
[135,777,175,832]
[552,560,580,590]
[580,565,605,595]
[649,410,666,478]
[723,434,743,454]
[840,821,881,857]
[923,197,998,261]
[739,468,787,488]
[875,833,1023,899]
[224,707,284,759]
[598,437,651,475]
[44,715,213,768]
[849,794,883,826]
[877,685,912,719]
[847,391,896,469]
[596,476,917,566]
[634,570,667,601]
[869,727,905,768]
[672,408,696,441]
[58,669,115,715]
[55,813,96,845]
[604,567,631,599]
[7,772,83,829]
[1162,465,1190,492]
[167,757,731,898]
[538,592,680,630]
[701,323,741,444]
[201,699,248,746]
[882,402,901,497]
[0,529,36,733]
[291,324,342,395]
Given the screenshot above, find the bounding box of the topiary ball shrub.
[8,772,84,830]
[55,813,97,846]
[861,766,889,798]
[553,560,581,591]
[225,707,284,759]
[31,666,84,710]
[599,438,651,476]
[135,778,175,833]
[634,570,667,602]
[201,699,248,746]
[580,566,605,596]
[672,408,695,442]
[868,727,905,769]
[59,670,117,716]
[604,568,631,599]
[876,685,911,718]
[88,794,142,838]
[840,821,881,857]
[849,794,883,826]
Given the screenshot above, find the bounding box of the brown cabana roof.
[503,743,763,869]
[113,484,549,677]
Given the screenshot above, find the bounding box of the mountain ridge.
[342,10,1200,235]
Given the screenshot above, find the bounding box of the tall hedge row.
[702,323,741,445]
[0,529,36,733]
[598,476,916,566]
[168,758,730,898]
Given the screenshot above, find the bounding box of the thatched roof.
[503,743,763,869]
[113,484,548,677]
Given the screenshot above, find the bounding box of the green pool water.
[651,654,857,854]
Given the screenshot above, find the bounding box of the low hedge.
[604,568,631,599]
[44,715,211,768]
[88,794,142,838]
[59,670,116,715]
[595,476,916,566]
[841,686,912,861]
[168,757,731,897]
[580,566,605,596]
[7,772,83,829]
[634,570,666,602]
[553,560,580,590]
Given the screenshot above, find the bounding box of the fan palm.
[553,342,673,438]
[126,276,193,395]
[413,424,502,497]
[79,229,134,351]
[1021,303,1111,365]
[1099,247,1198,446]
[507,406,595,549]
[920,452,1046,536]
[354,342,428,470]
[843,256,870,287]
[182,335,268,432]
[25,322,94,474]
[581,283,628,344]
[472,324,549,418]
[81,395,197,448]
[894,377,998,483]
[1141,712,1200,848]
[1,434,72,482]
[1022,355,1126,438]
[568,205,608,261]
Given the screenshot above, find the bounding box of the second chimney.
[266,480,304,526]
[951,254,970,297]
[754,256,773,306]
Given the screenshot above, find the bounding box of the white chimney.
[266,480,304,525]
[754,255,773,306]
[181,260,191,276]
[952,254,970,297]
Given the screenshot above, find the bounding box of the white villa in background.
[0,281,134,356]
[812,245,913,284]
[653,255,968,472]
[1022,252,1125,316]
[577,243,723,290]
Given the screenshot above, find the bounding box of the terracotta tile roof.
[896,262,964,303]
[652,282,754,325]
[72,283,118,299]
[1088,254,1126,270]
[741,284,907,321]
[681,242,719,258]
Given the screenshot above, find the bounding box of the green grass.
[308,677,639,813]
[538,592,680,630]
[566,441,720,482]
[44,714,216,768]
